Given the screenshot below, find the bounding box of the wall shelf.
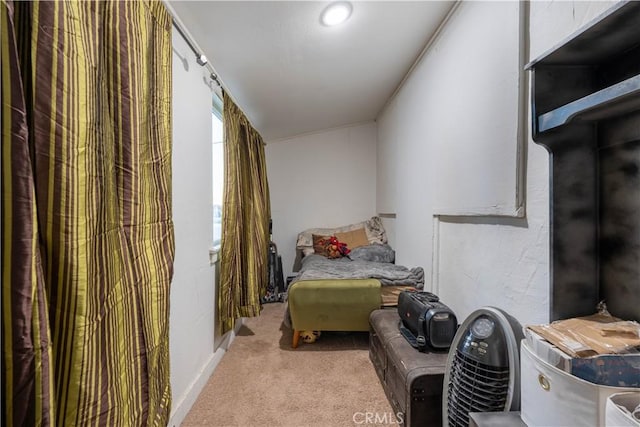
[526,1,640,69]
[528,1,640,145]
[537,73,640,132]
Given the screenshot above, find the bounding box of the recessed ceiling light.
[321,2,353,27]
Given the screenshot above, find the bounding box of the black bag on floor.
[263,221,285,303]
[397,290,457,351]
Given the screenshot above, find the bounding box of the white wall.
[169,28,239,427]
[376,1,616,326]
[266,123,377,276]
[428,1,523,216]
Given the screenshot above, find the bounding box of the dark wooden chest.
[369,309,448,427]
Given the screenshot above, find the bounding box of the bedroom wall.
[168,27,240,427]
[376,1,616,326]
[265,122,377,277]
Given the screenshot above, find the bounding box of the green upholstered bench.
[288,279,381,348]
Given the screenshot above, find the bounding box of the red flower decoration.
[323,236,350,258]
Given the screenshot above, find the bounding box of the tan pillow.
[335,228,369,250]
[312,234,332,256]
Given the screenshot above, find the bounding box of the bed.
[285,217,424,348]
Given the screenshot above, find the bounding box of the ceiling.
[168,1,456,141]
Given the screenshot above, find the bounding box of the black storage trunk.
[369,309,448,427]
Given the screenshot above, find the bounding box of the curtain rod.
[163,1,263,136]
[171,18,222,89]
[163,0,224,91]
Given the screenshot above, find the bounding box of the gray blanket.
[283,252,424,329]
[292,253,424,288]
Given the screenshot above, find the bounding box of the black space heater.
[442,307,524,427]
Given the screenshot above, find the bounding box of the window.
[212,94,224,248]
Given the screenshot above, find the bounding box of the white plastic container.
[520,341,636,426]
[605,392,640,427]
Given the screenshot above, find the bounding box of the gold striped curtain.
[219,95,271,334]
[1,1,174,425]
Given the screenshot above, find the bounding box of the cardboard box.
[525,325,640,388]
[528,313,640,358]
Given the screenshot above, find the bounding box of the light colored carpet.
[181,303,395,427]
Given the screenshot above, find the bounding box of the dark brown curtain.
[1,1,174,425]
[218,94,271,334]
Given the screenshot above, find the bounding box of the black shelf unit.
[527,1,640,321]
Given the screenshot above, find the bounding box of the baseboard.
[168,319,244,427]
